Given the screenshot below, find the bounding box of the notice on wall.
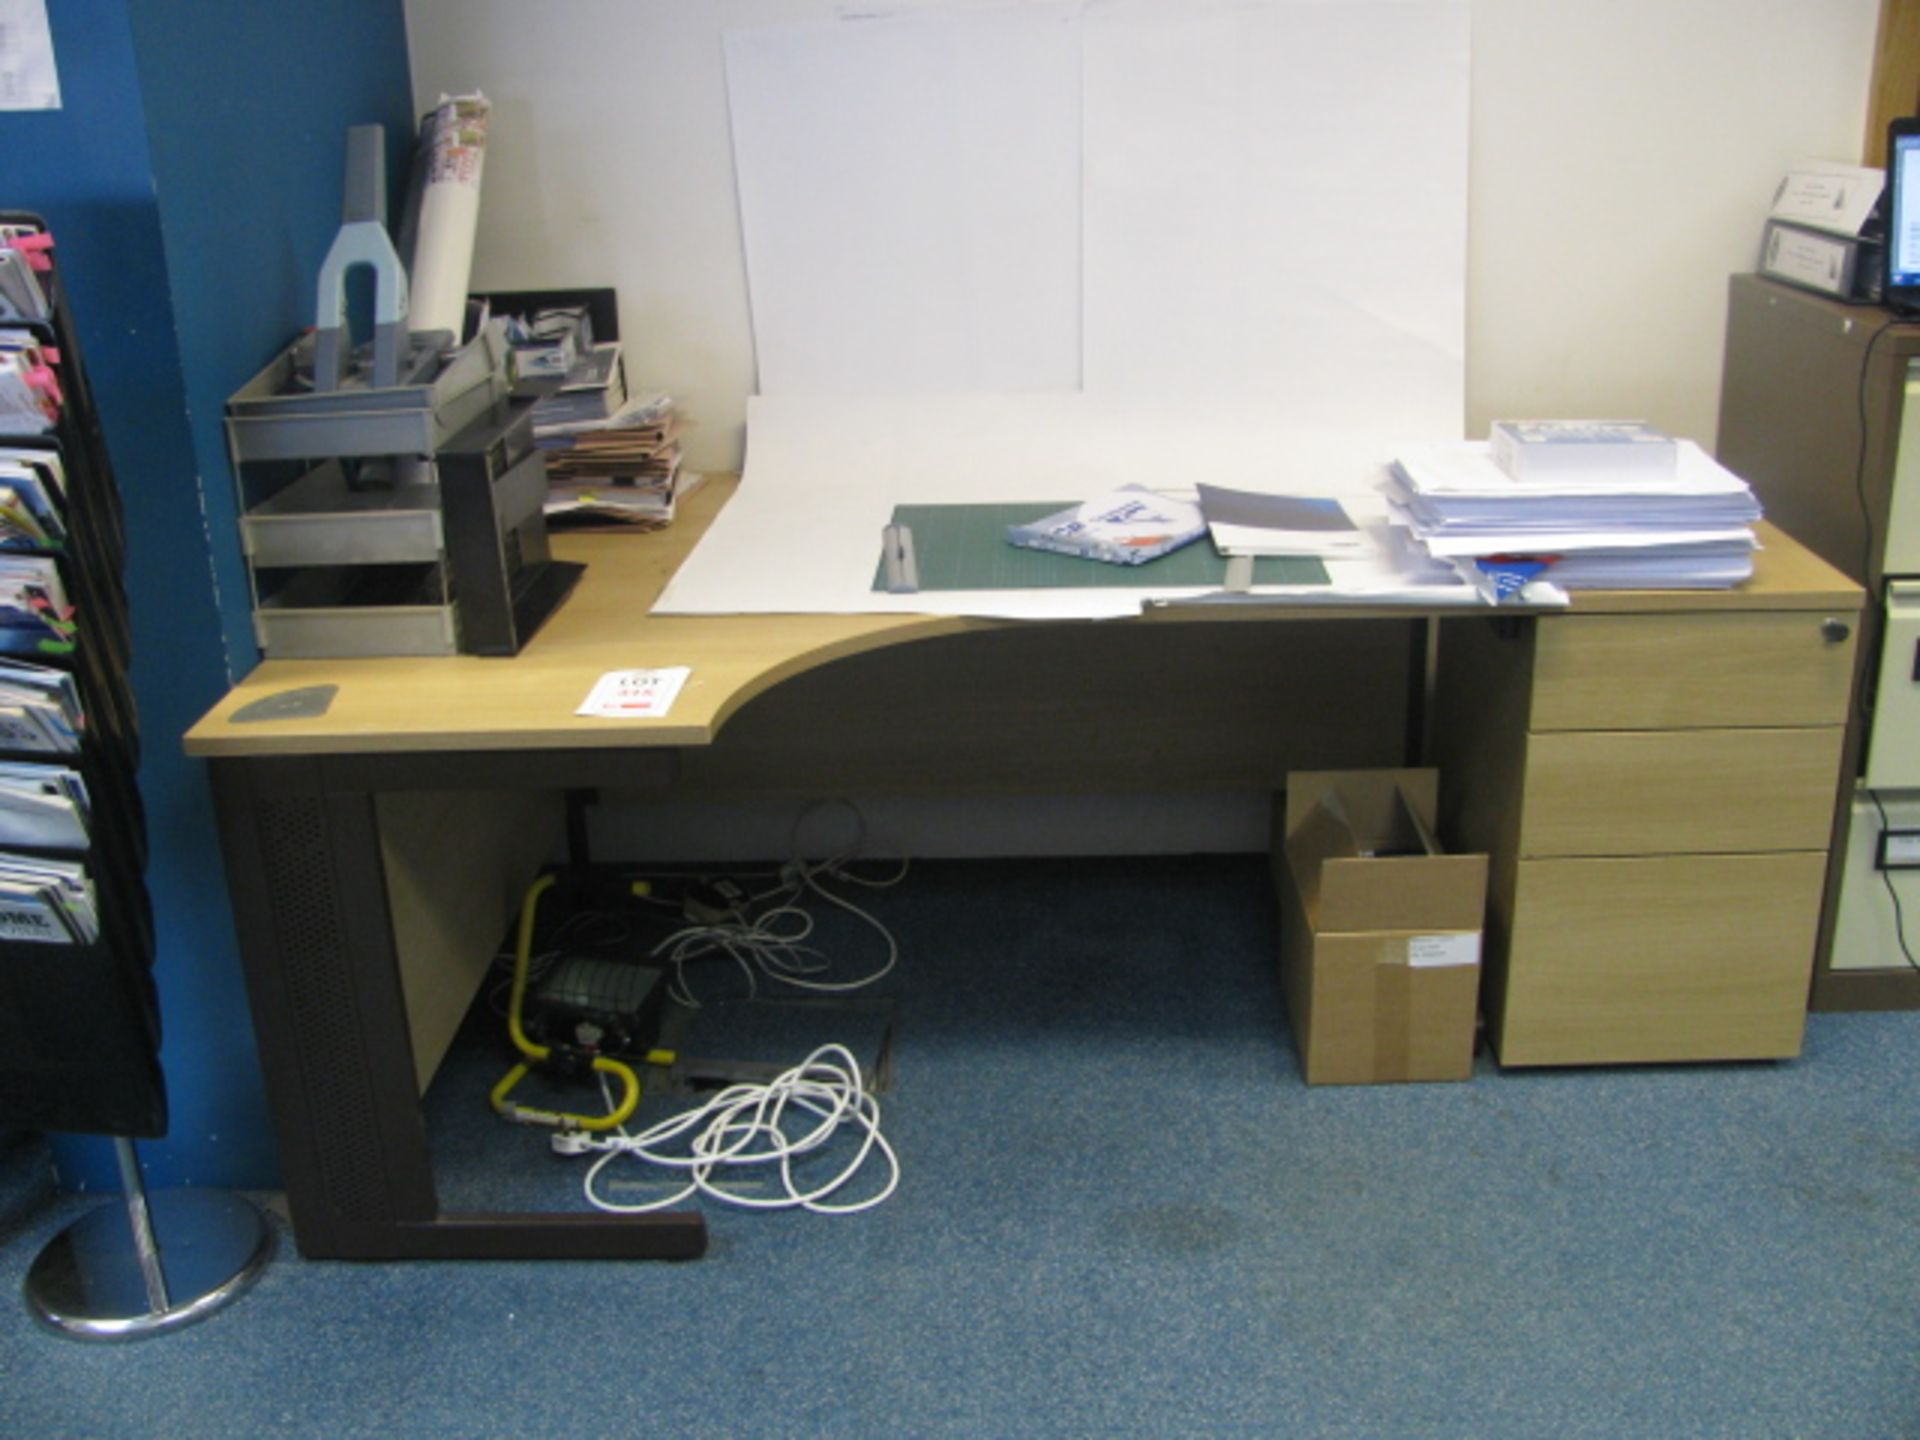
[0,0,59,111]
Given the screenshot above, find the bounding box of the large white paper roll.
[409,92,491,339]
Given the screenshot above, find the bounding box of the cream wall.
[405,0,1879,472]
[1465,1,1877,443]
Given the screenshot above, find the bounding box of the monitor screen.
[1889,123,1920,302]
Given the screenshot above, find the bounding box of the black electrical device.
[525,957,668,1062]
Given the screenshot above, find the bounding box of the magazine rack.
[0,214,270,1339]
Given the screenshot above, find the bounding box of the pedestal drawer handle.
[1821,618,1852,645]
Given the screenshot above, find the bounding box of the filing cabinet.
[1433,576,1858,1065]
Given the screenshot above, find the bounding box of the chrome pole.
[111,1137,170,1315]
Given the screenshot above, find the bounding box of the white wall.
[404,0,1880,860]
[406,0,1879,472]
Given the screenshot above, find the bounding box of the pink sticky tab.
[7,232,53,272]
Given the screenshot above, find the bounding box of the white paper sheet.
[651,394,1509,619]
[1410,525,1757,557]
[1080,0,1469,436]
[724,6,1083,395]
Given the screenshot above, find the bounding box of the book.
[502,305,590,379]
[1004,486,1205,565]
[531,342,628,433]
[1489,420,1677,480]
[1195,483,1367,558]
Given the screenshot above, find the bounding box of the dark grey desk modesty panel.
[207,749,704,1261]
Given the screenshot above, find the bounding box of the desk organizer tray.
[227,321,509,461]
[251,562,458,657]
[239,457,444,568]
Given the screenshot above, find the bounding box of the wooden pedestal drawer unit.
[1434,559,1860,1066]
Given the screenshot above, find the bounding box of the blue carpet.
[1,855,1917,1439]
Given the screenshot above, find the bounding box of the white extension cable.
[651,853,906,1006]
[559,1043,899,1216]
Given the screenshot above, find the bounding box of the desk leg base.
[25,1188,274,1340]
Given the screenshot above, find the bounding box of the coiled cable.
[564,1043,899,1216]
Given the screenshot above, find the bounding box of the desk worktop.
[182,474,1859,759]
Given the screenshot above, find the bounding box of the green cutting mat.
[871,503,1330,592]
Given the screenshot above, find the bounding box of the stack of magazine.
[1387,422,1763,597]
[0,301,91,940]
[537,388,696,529]
[0,214,157,1139]
[0,644,92,944]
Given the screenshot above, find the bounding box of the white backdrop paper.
[697,0,1478,619]
[652,393,1490,618]
[1081,0,1469,435]
[724,6,1083,395]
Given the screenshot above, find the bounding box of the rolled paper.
[409,92,492,339]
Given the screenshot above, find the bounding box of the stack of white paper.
[1385,440,1764,591]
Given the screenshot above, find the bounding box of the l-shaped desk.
[185,476,1863,1260]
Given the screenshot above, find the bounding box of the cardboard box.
[1273,769,1488,1085]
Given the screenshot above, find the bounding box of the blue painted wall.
[0,0,412,1188]
[129,0,416,681]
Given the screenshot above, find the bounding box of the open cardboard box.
[1273,769,1488,1085]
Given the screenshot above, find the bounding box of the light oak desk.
[185,476,1862,1260]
